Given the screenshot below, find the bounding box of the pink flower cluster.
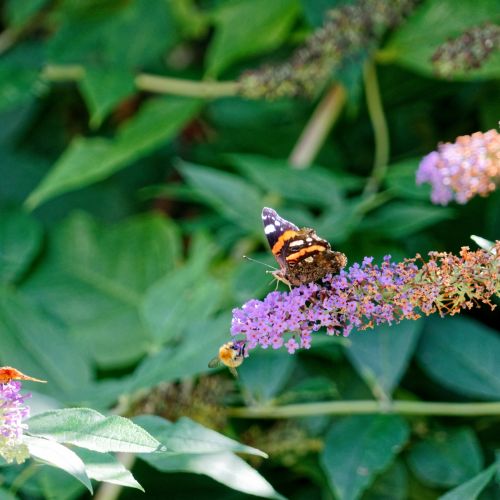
[231,245,500,354]
[416,129,500,205]
[0,381,30,464]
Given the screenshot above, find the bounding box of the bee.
[0,366,47,384]
[208,341,247,378]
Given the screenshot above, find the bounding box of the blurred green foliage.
[0,0,499,498]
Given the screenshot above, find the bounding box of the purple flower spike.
[417,129,500,205]
[231,245,500,354]
[0,381,31,464]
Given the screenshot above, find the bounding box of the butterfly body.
[262,207,347,287]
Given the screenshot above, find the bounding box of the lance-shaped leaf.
[27,408,163,453]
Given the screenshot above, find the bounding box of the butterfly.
[262,207,347,287]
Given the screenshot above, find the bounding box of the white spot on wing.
[306,237,313,242]
[289,240,304,247]
[264,224,276,234]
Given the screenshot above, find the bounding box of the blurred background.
[0,0,499,498]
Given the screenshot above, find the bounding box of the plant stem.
[289,84,346,169]
[42,65,239,99]
[227,400,500,419]
[363,59,389,196]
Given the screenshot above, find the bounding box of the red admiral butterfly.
[262,207,347,287]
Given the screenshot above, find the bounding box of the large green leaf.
[238,349,296,403]
[206,0,301,77]
[75,449,144,491]
[360,202,454,238]
[141,234,221,344]
[76,314,232,408]
[48,0,179,68]
[179,161,264,232]
[141,451,283,499]
[24,435,93,493]
[78,68,135,128]
[385,158,431,201]
[320,415,409,500]
[408,428,483,488]
[416,316,500,400]
[23,212,181,367]
[27,408,163,454]
[344,320,423,398]
[0,51,45,113]
[363,460,408,500]
[230,154,350,208]
[25,98,202,209]
[439,464,497,500]
[0,288,91,401]
[0,208,43,285]
[37,466,86,500]
[5,0,50,27]
[383,0,500,79]
[135,415,266,457]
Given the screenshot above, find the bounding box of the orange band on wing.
[271,230,300,254]
[285,245,326,262]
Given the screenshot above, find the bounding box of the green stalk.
[289,84,346,169]
[363,59,390,196]
[42,65,239,99]
[228,400,500,419]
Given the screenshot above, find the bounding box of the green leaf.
[37,467,85,500]
[363,460,408,500]
[0,46,46,112]
[238,349,296,403]
[407,428,483,488]
[439,464,497,500]
[230,154,349,208]
[0,207,43,285]
[27,408,163,454]
[206,0,301,77]
[75,449,144,491]
[24,435,93,493]
[141,236,221,344]
[78,68,135,128]
[0,288,91,401]
[0,487,20,500]
[360,202,454,238]
[384,0,500,79]
[23,212,181,367]
[141,451,284,499]
[179,161,264,232]
[320,415,409,500]
[78,314,233,408]
[344,320,423,398]
[135,415,267,457]
[416,316,500,400]
[5,0,50,27]
[48,0,179,68]
[25,97,202,209]
[127,314,231,393]
[385,158,431,200]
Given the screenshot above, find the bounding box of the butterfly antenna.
[243,255,277,270]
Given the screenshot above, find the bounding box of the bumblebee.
[0,366,47,384]
[208,341,247,378]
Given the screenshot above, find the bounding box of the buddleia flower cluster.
[238,0,418,99]
[231,245,500,354]
[416,129,500,205]
[0,381,30,464]
[432,23,500,78]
